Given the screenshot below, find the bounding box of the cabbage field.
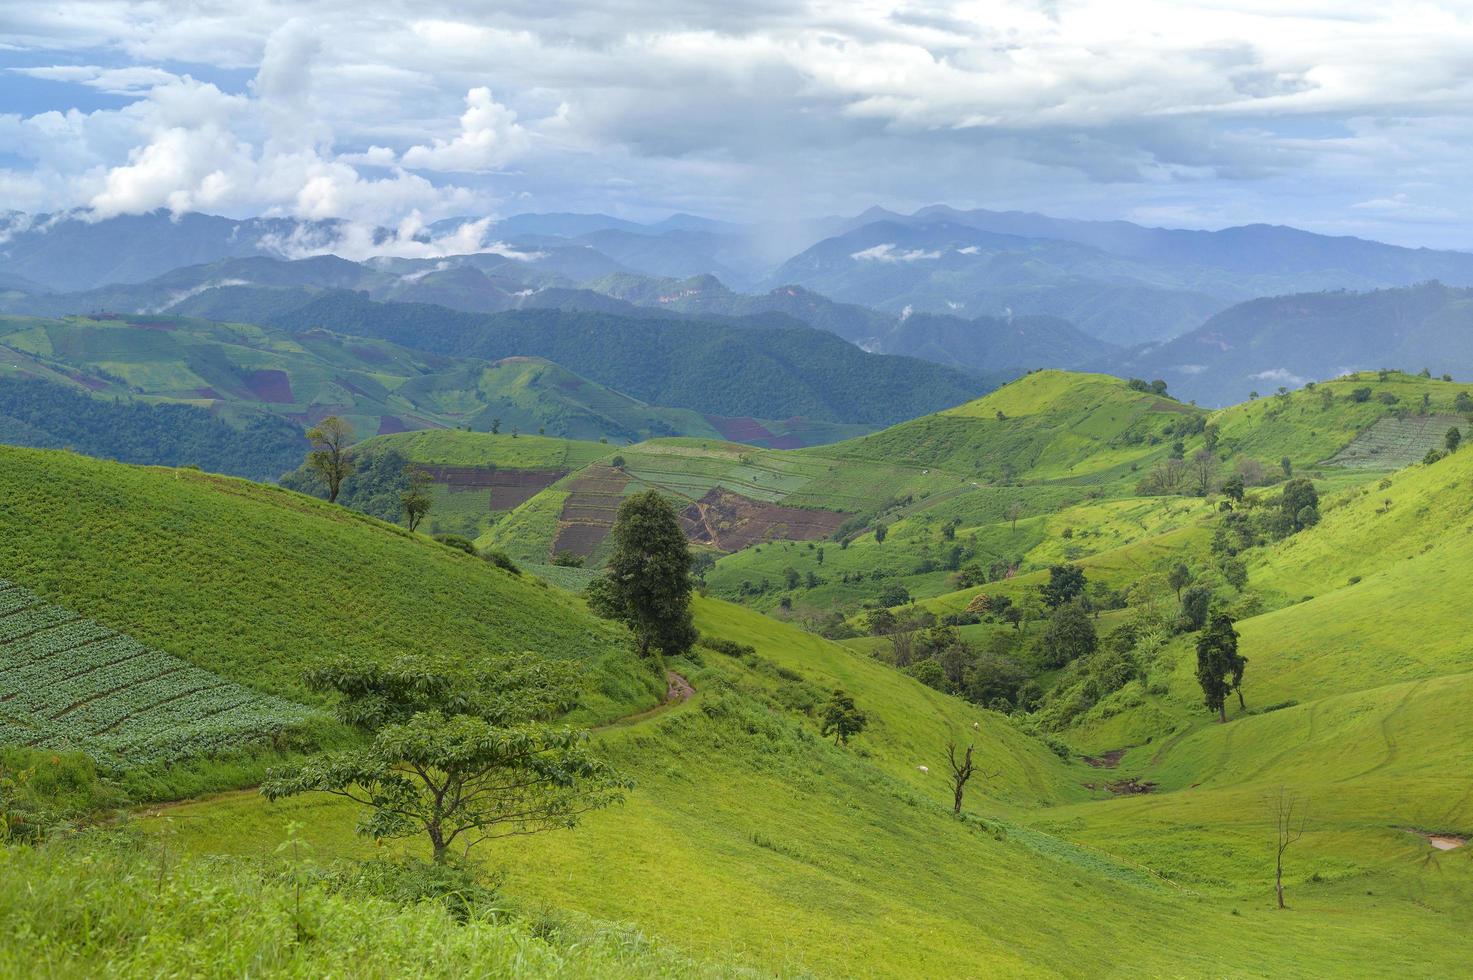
[0,579,309,766]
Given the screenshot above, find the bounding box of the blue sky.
[2,1,1472,248]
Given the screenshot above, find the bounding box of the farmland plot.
[0,580,309,766]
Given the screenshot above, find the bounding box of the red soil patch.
[192,387,222,400]
[706,415,775,444]
[766,434,805,450]
[1083,749,1128,769]
[67,372,109,392]
[129,320,178,332]
[347,345,391,365]
[679,487,851,552]
[377,415,411,435]
[419,466,565,511]
[551,465,632,556]
[243,369,294,403]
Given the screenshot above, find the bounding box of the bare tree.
[1006,502,1023,532]
[889,628,916,668]
[1191,449,1216,496]
[305,416,355,503]
[1271,787,1308,909]
[945,741,1000,815]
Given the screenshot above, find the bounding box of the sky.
[2,1,1473,248]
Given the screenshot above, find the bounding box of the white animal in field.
[917,765,929,773]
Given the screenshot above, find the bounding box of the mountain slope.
[263,291,996,425]
[1107,282,1473,405]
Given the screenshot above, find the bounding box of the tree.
[305,416,354,503]
[1280,456,1293,479]
[1179,584,1213,632]
[944,741,1000,815]
[400,466,433,532]
[1191,450,1216,496]
[1168,563,1192,602]
[1150,379,1169,396]
[1006,501,1023,532]
[1280,478,1319,532]
[490,418,501,434]
[1447,427,1462,453]
[1203,423,1220,454]
[874,523,888,547]
[1041,600,1097,668]
[1222,474,1245,505]
[1041,563,1086,609]
[1271,788,1308,909]
[261,655,628,864]
[587,490,696,658]
[821,690,867,745]
[1195,613,1242,722]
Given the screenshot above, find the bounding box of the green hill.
[6,372,1473,974]
[0,446,659,731]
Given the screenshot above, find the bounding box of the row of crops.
[0,580,310,767]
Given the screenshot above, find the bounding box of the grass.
[0,446,659,724]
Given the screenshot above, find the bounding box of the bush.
[321,857,503,923]
[433,534,477,555]
[701,635,756,658]
[478,549,521,575]
[550,552,585,568]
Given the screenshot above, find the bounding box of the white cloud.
[851,243,942,262]
[401,88,530,172]
[1250,367,1310,386]
[4,2,1473,243]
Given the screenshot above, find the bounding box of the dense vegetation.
[0,376,304,480]
[266,291,993,425]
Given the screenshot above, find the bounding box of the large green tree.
[588,490,697,658]
[1041,564,1087,609]
[261,655,627,863]
[1195,613,1244,723]
[1041,599,1097,668]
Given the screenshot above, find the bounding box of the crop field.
[1325,412,1463,467]
[0,579,308,766]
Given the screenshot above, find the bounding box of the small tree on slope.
[305,416,355,503]
[1195,613,1244,723]
[262,655,628,864]
[587,490,697,658]
[821,690,867,746]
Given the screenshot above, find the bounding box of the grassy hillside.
[0,446,658,726]
[6,369,1473,974]
[0,315,863,467]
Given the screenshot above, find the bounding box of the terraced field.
[1325,413,1463,467]
[0,580,308,765]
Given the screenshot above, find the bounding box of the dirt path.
[1405,828,1466,851]
[596,670,695,731]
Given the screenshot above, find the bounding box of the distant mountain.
[912,205,1473,288]
[592,272,1114,371]
[1102,282,1473,406]
[261,291,998,426]
[768,219,1224,345]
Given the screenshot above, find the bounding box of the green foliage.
[304,416,354,503]
[1041,563,1087,609]
[1195,613,1244,721]
[0,376,304,481]
[819,689,868,745]
[263,655,628,862]
[588,491,697,658]
[1040,600,1097,668]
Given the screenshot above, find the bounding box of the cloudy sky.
[3,1,1472,247]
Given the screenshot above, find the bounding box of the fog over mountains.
[5,204,1473,406]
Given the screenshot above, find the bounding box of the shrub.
[550,551,585,567]
[478,549,521,575]
[701,635,756,658]
[433,534,477,555]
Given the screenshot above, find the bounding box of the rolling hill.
[4,366,1473,975]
